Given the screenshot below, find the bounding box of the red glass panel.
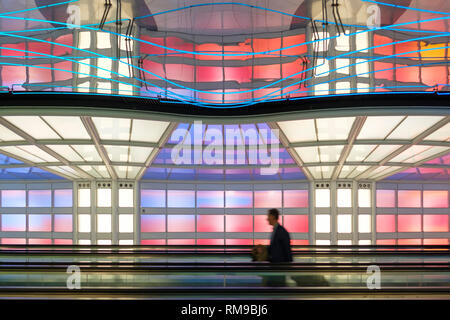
[197,215,224,232]
[140,36,165,55]
[396,65,420,83]
[28,39,51,55]
[281,34,307,56]
[423,190,448,208]
[1,43,26,57]
[373,35,393,55]
[29,64,52,83]
[29,238,52,245]
[54,34,73,55]
[423,215,449,232]
[376,239,396,245]
[224,66,251,84]
[1,238,26,244]
[226,215,253,232]
[398,239,422,245]
[374,62,394,80]
[253,64,280,80]
[168,239,195,245]
[376,215,396,232]
[254,239,270,245]
[165,64,194,82]
[142,60,165,80]
[140,239,166,245]
[196,66,223,82]
[422,66,448,87]
[291,240,309,245]
[54,239,72,245]
[283,215,308,233]
[398,215,422,232]
[54,61,72,81]
[424,238,449,245]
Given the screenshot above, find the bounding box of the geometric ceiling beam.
[0,117,93,179]
[135,122,178,181]
[0,140,160,148]
[287,140,450,148]
[268,122,314,181]
[374,148,450,181]
[0,149,74,180]
[355,116,450,180]
[331,116,367,180]
[2,160,449,170]
[80,116,118,180]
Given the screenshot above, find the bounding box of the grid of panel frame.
[139,182,310,245]
[0,182,74,244]
[375,183,450,245]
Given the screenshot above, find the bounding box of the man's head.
[267,208,280,226]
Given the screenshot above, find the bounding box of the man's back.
[268,224,293,263]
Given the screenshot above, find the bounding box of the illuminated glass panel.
[376,190,395,208]
[119,214,133,233]
[398,190,421,208]
[225,239,253,245]
[283,190,308,208]
[358,189,371,208]
[254,191,282,208]
[141,215,165,232]
[424,239,449,245]
[398,239,422,245]
[226,215,253,232]
[78,189,91,207]
[1,190,26,207]
[1,214,26,231]
[29,239,52,245]
[197,239,224,245]
[338,240,352,245]
[97,189,112,207]
[225,191,253,208]
[358,215,371,233]
[197,215,224,232]
[78,214,91,232]
[119,189,134,208]
[28,214,51,232]
[54,239,73,245]
[78,240,91,245]
[315,189,330,208]
[254,215,272,232]
[376,215,395,233]
[376,239,396,245]
[98,240,112,245]
[315,215,330,233]
[167,190,195,208]
[337,189,352,208]
[197,191,224,208]
[54,189,73,207]
[141,239,166,245]
[358,240,372,245]
[283,215,308,233]
[141,190,166,207]
[1,238,26,244]
[119,240,134,245]
[291,240,309,245]
[316,240,331,245]
[168,239,195,245]
[97,214,112,233]
[423,191,448,208]
[54,215,72,232]
[28,190,51,207]
[337,215,352,233]
[423,215,449,232]
[168,215,195,232]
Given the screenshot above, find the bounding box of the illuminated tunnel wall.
[0,181,449,245]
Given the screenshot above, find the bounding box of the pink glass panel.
[225,191,253,208]
[376,215,396,232]
[376,239,396,245]
[398,215,422,232]
[423,191,448,208]
[254,190,282,208]
[424,239,449,245]
[376,190,395,207]
[291,240,309,245]
[197,191,224,208]
[283,190,308,208]
[398,239,422,245]
[167,215,195,232]
[140,215,165,232]
[140,239,166,245]
[197,215,224,232]
[398,190,421,208]
[226,215,253,232]
[254,239,270,245]
[168,239,195,245]
[225,239,253,245]
[197,239,224,245]
[254,215,272,232]
[28,214,51,232]
[54,239,73,245]
[1,238,26,244]
[283,215,309,233]
[423,215,449,232]
[54,215,73,232]
[29,239,52,245]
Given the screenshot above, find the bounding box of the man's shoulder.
[278,224,289,234]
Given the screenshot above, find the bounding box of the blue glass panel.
[54,189,73,207]
[1,214,26,231]
[167,190,195,208]
[142,167,168,180]
[28,190,51,207]
[197,190,224,208]
[168,168,196,180]
[1,190,26,207]
[141,190,166,207]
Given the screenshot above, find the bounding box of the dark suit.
[268,224,293,263]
